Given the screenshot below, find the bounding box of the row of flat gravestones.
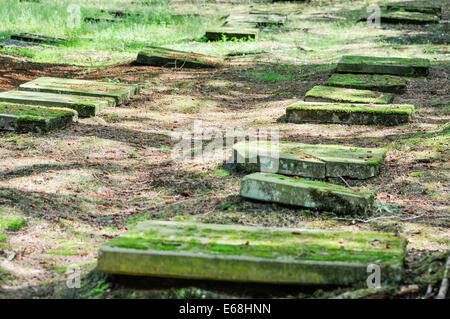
[97,54,429,284]
[4,2,440,286]
[0,77,139,133]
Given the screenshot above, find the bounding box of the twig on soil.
[338,175,354,190]
[436,254,450,299]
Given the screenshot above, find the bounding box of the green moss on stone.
[386,2,442,15]
[104,220,405,264]
[137,46,223,68]
[380,11,440,24]
[305,86,394,104]
[327,73,407,94]
[337,55,430,77]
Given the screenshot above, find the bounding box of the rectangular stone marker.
[0,91,115,117]
[10,33,65,44]
[336,55,430,77]
[98,220,406,285]
[241,172,375,215]
[0,102,77,133]
[224,13,287,27]
[380,11,440,24]
[285,101,414,126]
[19,77,139,105]
[136,46,222,68]
[204,27,259,41]
[305,86,395,104]
[233,140,386,179]
[327,73,408,94]
[386,2,443,15]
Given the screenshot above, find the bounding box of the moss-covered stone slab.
[336,55,430,77]
[233,140,386,179]
[380,11,440,24]
[305,86,395,104]
[19,77,139,105]
[10,33,65,44]
[285,101,414,126]
[327,73,407,94]
[136,46,222,68]
[84,17,122,23]
[224,13,287,27]
[204,27,259,41]
[0,102,77,133]
[386,2,443,15]
[241,172,375,215]
[0,91,114,117]
[98,220,406,285]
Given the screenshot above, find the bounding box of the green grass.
[0,0,208,66]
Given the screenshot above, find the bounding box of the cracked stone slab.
[19,77,139,105]
[305,86,395,104]
[0,90,115,117]
[136,46,223,68]
[336,55,430,77]
[240,172,375,215]
[0,102,77,133]
[233,140,386,179]
[285,101,414,125]
[98,220,406,285]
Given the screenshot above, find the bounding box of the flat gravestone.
[233,140,386,179]
[98,220,406,285]
[204,27,259,41]
[10,33,65,44]
[136,46,222,68]
[19,77,139,105]
[285,101,414,126]
[305,86,395,104]
[327,73,407,94]
[336,55,430,77]
[224,13,287,27]
[0,103,76,133]
[386,2,443,15]
[380,11,440,24]
[0,91,115,117]
[241,172,375,214]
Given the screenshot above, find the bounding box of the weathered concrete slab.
[233,140,386,179]
[241,172,375,215]
[98,220,406,285]
[136,46,222,68]
[0,91,115,117]
[10,33,65,44]
[224,13,287,27]
[19,77,139,105]
[285,101,414,126]
[0,102,77,133]
[380,11,440,24]
[336,55,430,77]
[327,73,407,94]
[305,86,395,104]
[204,27,259,41]
[386,2,443,15]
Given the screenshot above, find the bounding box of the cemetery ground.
[0,0,449,299]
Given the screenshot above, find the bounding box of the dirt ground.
[0,1,449,299]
